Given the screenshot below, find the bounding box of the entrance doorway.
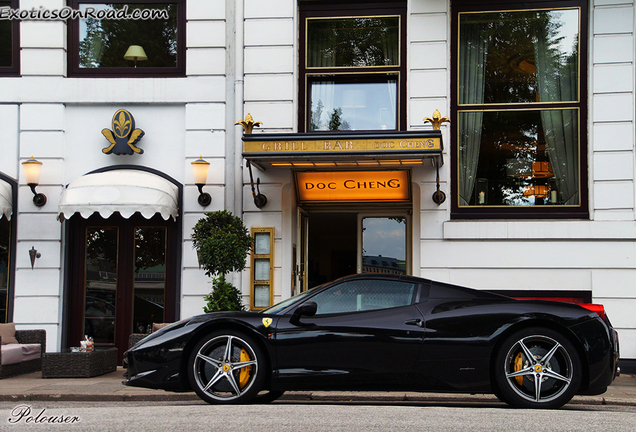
[66,213,179,363]
[298,211,409,292]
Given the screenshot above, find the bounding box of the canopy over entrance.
[58,169,179,221]
[242,130,443,169]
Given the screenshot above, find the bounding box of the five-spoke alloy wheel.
[188,331,265,404]
[495,327,582,409]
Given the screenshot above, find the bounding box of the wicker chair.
[128,323,169,350]
[128,333,147,349]
[0,329,46,379]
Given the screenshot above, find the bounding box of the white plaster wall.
[589,0,636,358]
[408,0,636,360]
[2,0,235,345]
[2,0,636,360]
[0,105,19,179]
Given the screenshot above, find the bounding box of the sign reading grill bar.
[295,171,411,203]
[244,136,441,154]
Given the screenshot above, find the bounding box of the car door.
[273,278,425,390]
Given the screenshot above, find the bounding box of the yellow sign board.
[244,137,441,155]
[295,171,411,203]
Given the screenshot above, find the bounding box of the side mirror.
[290,302,317,326]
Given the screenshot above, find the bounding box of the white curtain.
[533,15,579,205]
[458,22,487,205]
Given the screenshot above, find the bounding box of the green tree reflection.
[79,3,177,68]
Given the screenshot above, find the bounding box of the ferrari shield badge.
[102,109,145,155]
[262,318,272,328]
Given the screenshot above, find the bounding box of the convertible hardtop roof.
[335,273,513,301]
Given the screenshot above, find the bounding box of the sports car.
[124,274,620,409]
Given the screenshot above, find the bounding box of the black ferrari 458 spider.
[125,274,620,409]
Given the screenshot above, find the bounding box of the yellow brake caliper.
[514,352,524,385]
[239,349,252,388]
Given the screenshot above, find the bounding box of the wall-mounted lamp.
[22,156,47,207]
[124,45,148,68]
[29,246,41,269]
[191,156,211,206]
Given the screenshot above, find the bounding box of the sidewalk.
[0,368,634,406]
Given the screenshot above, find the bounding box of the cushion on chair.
[21,344,42,362]
[1,344,22,365]
[0,323,18,345]
[0,343,42,366]
[152,323,169,332]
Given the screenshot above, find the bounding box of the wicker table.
[42,348,118,378]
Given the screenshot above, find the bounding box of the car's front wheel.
[188,331,265,404]
[494,327,582,409]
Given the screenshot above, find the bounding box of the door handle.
[405,318,423,327]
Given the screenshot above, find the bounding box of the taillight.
[580,303,606,320]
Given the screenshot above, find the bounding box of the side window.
[310,279,415,315]
[299,2,407,132]
[68,0,185,77]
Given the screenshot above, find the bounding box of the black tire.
[188,330,265,404]
[252,390,285,404]
[494,327,582,409]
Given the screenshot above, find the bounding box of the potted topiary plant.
[191,210,254,312]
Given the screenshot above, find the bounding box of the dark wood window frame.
[0,0,20,76]
[450,0,589,220]
[67,0,185,78]
[299,1,407,132]
[0,172,17,323]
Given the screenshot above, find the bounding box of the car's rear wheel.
[494,327,582,409]
[188,331,265,404]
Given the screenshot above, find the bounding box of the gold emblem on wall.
[102,109,145,155]
[424,109,450,130]
[235,113,262,134]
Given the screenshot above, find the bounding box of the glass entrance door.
[67,213,177,363]
[298,210,410,290]
[360,216,408,275]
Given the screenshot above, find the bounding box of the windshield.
[260,285,323,315]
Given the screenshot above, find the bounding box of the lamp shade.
[124,45,148,61]
[22,156,43,185]
[191,156,210,185]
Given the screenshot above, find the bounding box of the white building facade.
[0,0,635,372]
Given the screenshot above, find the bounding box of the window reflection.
[457,7,582,210]
[307,17,400,68]
[84,228,118,344]
[133,227,166,333]
[459,9,579,105]
[310,80,398,131]
[459,109,579,207]
[362,217,406,275]
[311,279,415,314]
[79,3,177,68]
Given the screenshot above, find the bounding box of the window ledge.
[443,220,636,240]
